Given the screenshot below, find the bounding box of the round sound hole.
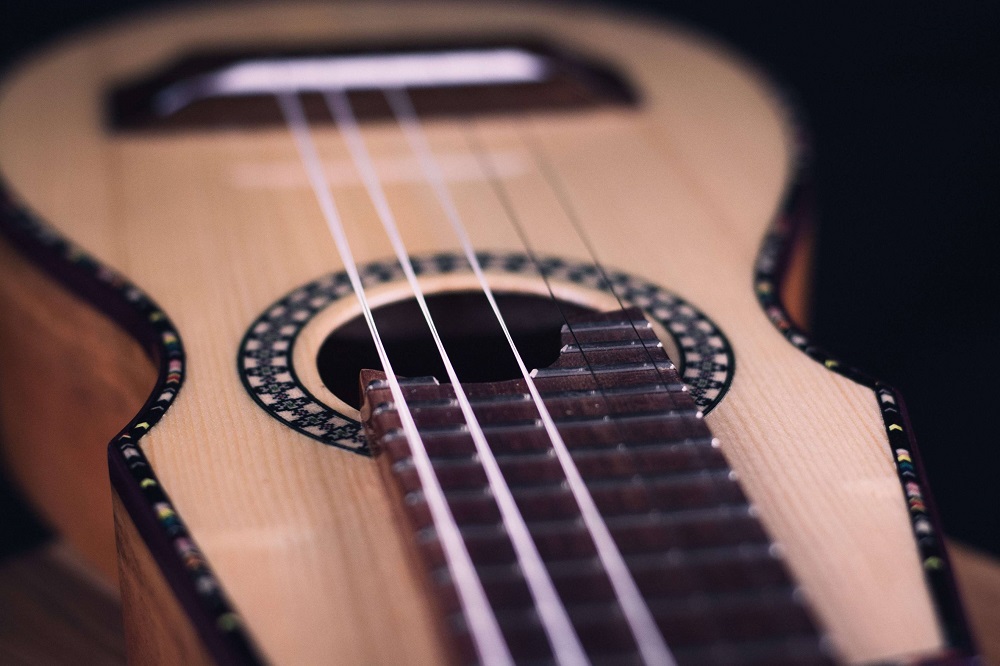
[317,291,594,410]
[238,251,734,454]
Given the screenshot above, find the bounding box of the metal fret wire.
[321,89,589,665]
[276,92,513,666]
[385,87,676,666]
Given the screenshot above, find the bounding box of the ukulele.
[0,2,975,663]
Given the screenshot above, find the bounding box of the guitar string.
[385,87,677,666]
[478,117,737,654]
[383,89,673,664]
[275,92,513,666]
[517,119,736,647]
[519,124,697,409]
[457,107,724,640]
[462,118,679,666]
[517,116,814,659]
[320,89,590,666]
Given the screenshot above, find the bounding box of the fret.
[379,391,695,423]
[389,444,732,492]
[465,585,806,630]
[418,438,724,469]
[384,409,700,446]
[547,545,789,591]
[448,592,820,663]
[449,542,781,582]
[388,429,719,460]
[619,542,781,568]
[383,428,717,459]
[372,397,458,415]
[371,384,688,411]
[406,470,745,525]
[439,436,720,464]
[365,371,689,408]
[532,360,676,378]
[452,549,791,605]
[559,324,658,346]
[578,466,734,489]
[552,409,700,427]
[450,588,816,643]
[364,375,440,391]
[425,505,757,542]
[378,405,695,437]
[529,368,688,393]
[379,415,710,452]
[559,318,653,332]
[539,382,688,398]
[379,419,707,452]
[545,343,676,368]
[560,339,664,353]
[416,513,768,569]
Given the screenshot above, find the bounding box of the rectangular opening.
[109,39,637,131]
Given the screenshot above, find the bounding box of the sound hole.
[317,291,593,409]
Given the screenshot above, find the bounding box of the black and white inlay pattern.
[238,252,734,454]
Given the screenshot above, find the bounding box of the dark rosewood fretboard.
[361,309,830,665]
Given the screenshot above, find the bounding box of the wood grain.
[0,2,951,662]
[0,235,156,583]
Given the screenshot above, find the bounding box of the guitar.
[0,1,976,663]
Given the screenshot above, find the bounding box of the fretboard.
[361,309,831,665]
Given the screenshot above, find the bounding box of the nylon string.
[321,89,589,665]
[520,126,695,410]
[519,121,733,646]
[500,121,727,652]
[385,88,677,666]
[276,92,512,666]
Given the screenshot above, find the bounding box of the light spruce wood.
[0,2,948,663]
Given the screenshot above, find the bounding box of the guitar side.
[0,2,975,663]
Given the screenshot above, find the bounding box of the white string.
[519,120,733,651]
[276,93,512,666]
[386,88,677,666]
[322,89,588,666]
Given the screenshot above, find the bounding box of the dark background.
[2,0,997,563]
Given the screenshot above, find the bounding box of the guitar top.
[0,2,974,663]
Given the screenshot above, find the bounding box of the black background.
[1,1,998,562]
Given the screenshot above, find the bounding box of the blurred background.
[1,0,997,654]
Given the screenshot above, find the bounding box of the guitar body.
[0,2,972,663]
